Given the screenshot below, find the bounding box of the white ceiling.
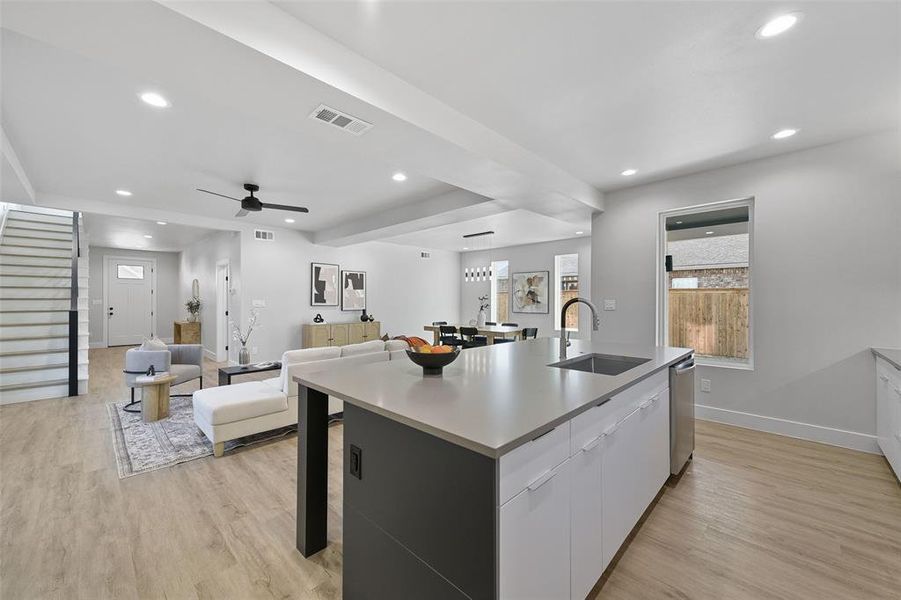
[280,1,900,189]
[385,210,589,253]
[83,213,221,253]
[1,1,898,253]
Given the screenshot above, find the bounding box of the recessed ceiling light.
[675,221,683,224]
[144,234,153,239]
[392,172,407,182]
[284,218,295,224]
[575,231,584,235]
[705,231,714,235]
[140,91,170,108]
[156,221,167,225]
[756,13,800,39]
[772,128,798,139]
[621,169,637,176]
[115,189,132,197]
[463,247,469,250]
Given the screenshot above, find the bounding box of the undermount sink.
[551,353,651,376]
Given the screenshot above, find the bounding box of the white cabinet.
[876,358,901,479]
[602,388,669,568]
[570,422,606,599]
[499,458,571,600]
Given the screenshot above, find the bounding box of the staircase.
[0,204,89,403]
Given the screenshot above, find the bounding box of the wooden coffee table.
[135,374,177,422]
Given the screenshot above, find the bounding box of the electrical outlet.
[604,299,616,311]
[701,378,711,393]
[349,445,362,479]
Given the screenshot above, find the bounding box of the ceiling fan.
[196,183,309,218]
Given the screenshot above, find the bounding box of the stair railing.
[68,212,80,397]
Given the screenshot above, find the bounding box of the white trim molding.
[695,403,880,454]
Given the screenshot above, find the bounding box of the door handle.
[639,393,659,410]
[581,434,603,453]
[527,468,557,491]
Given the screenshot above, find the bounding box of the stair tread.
[0,321,70,326]
[0,363,69,373]
[0,348,69,356]
[0,378,70,391]
[0,335,69,341]
[0,309,70,313]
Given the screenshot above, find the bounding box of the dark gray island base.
[295,338,693,600]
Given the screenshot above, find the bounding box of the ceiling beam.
[314,189,508,246]
[156,0,604,216]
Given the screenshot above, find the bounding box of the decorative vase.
[188,313,198,323]
[368,314,375,322]
[360,309,369,322]
[313,313,324,323]
[238,344,250,365]
[477,309,487,327]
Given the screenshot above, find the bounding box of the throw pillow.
[140,337,168,351]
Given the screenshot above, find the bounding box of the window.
[490,260,509,323]
[117,264,144,280]
[554,254,579,331]
[659,199,753,367]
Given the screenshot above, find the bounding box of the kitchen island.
[295,338,692,599]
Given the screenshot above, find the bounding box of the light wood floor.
[1,347,899,599]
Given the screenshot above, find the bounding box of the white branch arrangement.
[232,308,259,346]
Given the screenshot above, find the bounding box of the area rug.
[107,396,296,479]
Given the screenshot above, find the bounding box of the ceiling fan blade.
[197,188,241,201]
[261,202,309,213]
[235,208,249,217]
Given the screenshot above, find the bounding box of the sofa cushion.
[340,340,385,357]
[282,347,342,364]
[170,363,201,386]
[193,381,288,426]
[385,339,410,352]
[285,352,389,394]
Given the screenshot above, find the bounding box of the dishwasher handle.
[673,358,695,374]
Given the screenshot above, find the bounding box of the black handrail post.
[68,212,79,397]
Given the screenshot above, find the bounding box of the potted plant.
[232,308,259,365]
[185,297,201,322]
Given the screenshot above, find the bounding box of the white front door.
[107,259,154,346]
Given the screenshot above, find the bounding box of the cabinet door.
[364,321,380,341]
[330,324,349,347]
[348,323,365,344]
[308,325,330,348]
[877,363,891,454]
[500,459,570,600]
[570,434,604,599]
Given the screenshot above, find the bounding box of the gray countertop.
[294,338,692,458]
[872,348,901,371]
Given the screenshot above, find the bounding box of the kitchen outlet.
[349,445,362,479]
[604,299,616,311]
[701,378,711,393]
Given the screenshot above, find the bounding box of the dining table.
[423,323,522,345]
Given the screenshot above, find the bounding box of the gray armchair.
[123,344,203,412]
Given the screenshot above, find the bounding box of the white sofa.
[193,339,410,456]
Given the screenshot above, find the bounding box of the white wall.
[179,230,241,361]
[87,246,181,346]
[238,228,460,362]
[591,131,901,451]
[462,236,592,338]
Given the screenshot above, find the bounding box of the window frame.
[656,197,755,370]
[554,253,580,333]
[116,264,145,280]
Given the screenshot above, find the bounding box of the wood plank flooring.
[1,346,899,599]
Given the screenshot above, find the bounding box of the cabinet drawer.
[499,422,570,505]
[570,369,668,457]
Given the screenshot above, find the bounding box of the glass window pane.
[555,254,579,331]
[117,265,144,280]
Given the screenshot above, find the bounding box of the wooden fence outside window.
[668,288,749,359]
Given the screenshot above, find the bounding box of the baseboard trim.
[695,404,880,454]
[89,341,106,349]
[203,348,216,361]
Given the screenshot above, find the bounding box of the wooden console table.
[174,321,201,344]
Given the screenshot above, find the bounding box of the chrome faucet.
[559,297,600,360]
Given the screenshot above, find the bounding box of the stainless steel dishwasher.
[670,356,695,475]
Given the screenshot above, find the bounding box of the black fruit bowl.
[406,348,461,375]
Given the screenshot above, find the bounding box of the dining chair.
[493,322,520,344]
[432,321,448,326]
[485,321,497,326]
[459,326,487,349]
[521,327,538,339]
[438,325,463,347]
